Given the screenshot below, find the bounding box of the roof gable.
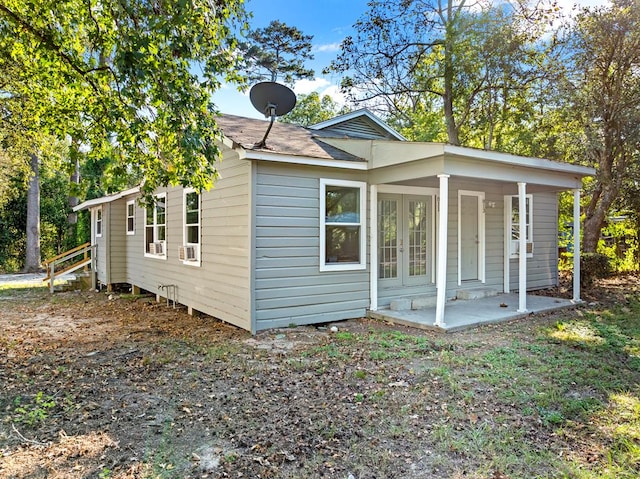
[309,109,406,141]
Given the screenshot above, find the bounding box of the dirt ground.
[0,274,637,479]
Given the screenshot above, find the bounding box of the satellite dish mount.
[249,82,296,149]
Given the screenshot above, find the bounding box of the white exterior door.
[459,192,485,282]
[378,194,431,288]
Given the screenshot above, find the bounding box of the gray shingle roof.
[216,114,365,162]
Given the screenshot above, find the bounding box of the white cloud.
[318,84,346,107]
[293,78,331,95]
[314,42,341,53]
[291,78,347,107]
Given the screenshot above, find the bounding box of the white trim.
[435,174,449,327]
[95,207,103,238]
[319,178,367,272]
[144,193,167,260]
[309,108,407,141]
[246,150,368,170]
[444,144,594,177]
[369,185,378,311]
[182,188,201,267]
[73,186,140,212]
[126,200,135,235]
[457,190,485,285]
[377,185,438,196]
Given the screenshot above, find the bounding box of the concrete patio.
[368,293,580,332]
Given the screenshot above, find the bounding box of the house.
[74,109,594,333]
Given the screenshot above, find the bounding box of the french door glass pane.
[378,199,398,279]
[408,200,427,277]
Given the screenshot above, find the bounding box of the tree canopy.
[281,92,347,127]
[239,20,314,85]
[0,0,248,200]
[329,0,561,147]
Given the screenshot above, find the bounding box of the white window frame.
[95,207,103,238]
[320,179,367,272]
[126,200,135,235]
[145,193,167,259]
[505,194,533,259]
[181,188,201,266]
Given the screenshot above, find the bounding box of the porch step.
[456,287,498,300]
[390,295,437,311]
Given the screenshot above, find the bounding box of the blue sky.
[212,0,370,118]
[212,0,607,119]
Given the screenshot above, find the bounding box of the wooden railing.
[43,242,96,293]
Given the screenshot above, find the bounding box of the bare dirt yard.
[1,276,639,479]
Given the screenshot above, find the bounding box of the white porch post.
[573,188,581,302]
[517,182,527,312]
[369,184,378,311]
[435,174,449,327]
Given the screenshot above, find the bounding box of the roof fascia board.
[244,150,368,170]
[73,186,140,212]
[444,144,594,177]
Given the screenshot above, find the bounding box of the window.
[507,194,533,258]
[126,200,135,235]
[181,189,200,264]
[95,207,102,237]
[145,193,166,257]
[320,179,367,271]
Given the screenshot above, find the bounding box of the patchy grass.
[0,277,639,478]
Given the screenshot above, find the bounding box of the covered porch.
[341,141,594,330]
[368,291,578,332]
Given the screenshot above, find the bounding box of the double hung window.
[320,179,367,271]
[145,194,166,257]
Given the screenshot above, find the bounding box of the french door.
[378,194,431,287]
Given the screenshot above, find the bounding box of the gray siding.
[124,150,252,330]
[321,117,396,140]
[509,192,558,291]
[254,163,370,330]
[108,198,128,283]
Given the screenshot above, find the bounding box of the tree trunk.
[583,172,620,253]
[442,0,460,146]
[68,155,79,225]
[23,153,41,272]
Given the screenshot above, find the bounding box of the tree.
[281,92,346,126]
[0,0,248,201]
[328,0,560,147]
[23,153,40,272]
[565,0,640,253]
[239,20,314,85]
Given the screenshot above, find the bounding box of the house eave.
[443,144,595,177]
[73,186,141,212]
[244,150,368,170]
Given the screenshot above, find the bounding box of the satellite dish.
[249,82,297,149]
[250,82,297,118]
